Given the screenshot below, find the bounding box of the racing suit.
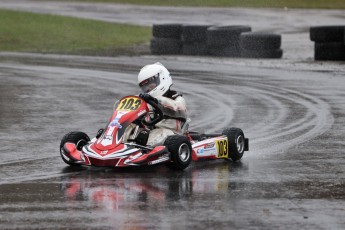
[146,90,188,146]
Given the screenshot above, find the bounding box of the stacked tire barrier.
[207,26,251,57]
[182,25,210,55]
[240,33,283,59]
[151,24,182,55]
[310,25,345,61]
[151,24,283,59]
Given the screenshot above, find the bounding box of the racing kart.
[60,95,249,170]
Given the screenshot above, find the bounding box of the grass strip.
[59,0,345,9]
[0,9,151,55]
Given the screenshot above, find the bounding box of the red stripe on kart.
[64,143,82,161]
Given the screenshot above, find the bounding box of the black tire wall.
[207,26,251,57]
[310,25,345,61]
[150,23,284,59]
[182,25,210,55]
[150,24,183,55]
[240,32,283,59]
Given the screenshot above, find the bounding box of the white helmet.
[138,62,172,97]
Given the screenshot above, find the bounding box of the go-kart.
[60,95,249,170]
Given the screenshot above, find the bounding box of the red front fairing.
[63,96,170,167]
[64,143,169,167]
[94,96,148,152]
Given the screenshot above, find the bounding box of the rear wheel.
[164,135,192,170]
[222,128,245,161]
[60,131,90,166]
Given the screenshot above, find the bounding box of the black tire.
[150,37,182,55]
[182,42,208,55]
[60,131,90,166]
[207,25,251,47]
[240,32,281,50]
[152,24,182,39]
[222,128,245,161]
[182,25,211,43]
[310,26,345,42]
[164,135,192,170]
[314,42,345,61]
[207,45,241,57]
[241,48,283,59]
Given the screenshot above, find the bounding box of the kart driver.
[137,62,188,146]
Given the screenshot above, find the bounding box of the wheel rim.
[178,143,190,162]
[76,139,87,151]
[236,135,245,153]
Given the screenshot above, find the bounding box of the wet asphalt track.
[0,53,345,229]
[1,1,345,229]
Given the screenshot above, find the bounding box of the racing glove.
[139,93,159,104]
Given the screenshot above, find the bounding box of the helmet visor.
[139,73,160,93]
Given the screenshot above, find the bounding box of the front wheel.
[60,131,90,166]
[222,128,245,161]
[164,135,192,170]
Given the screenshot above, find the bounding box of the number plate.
[117,97,142,111]
[216,138,228,158]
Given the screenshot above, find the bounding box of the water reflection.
[60,161,247,211]
[0,75,27,130]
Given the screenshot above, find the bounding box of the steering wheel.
[141,98,164,127]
